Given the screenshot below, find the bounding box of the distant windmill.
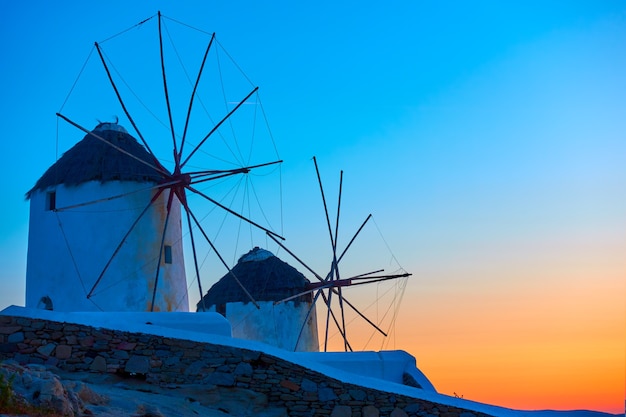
[196,246,320,352]
[269,157,411,352]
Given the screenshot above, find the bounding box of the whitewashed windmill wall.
[197,247,319,352]
[25,122,188,312]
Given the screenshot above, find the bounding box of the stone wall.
[0,315,492,417]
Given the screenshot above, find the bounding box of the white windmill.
[25,12,283,313]
[196,246,320,352]
[25,122,189,312]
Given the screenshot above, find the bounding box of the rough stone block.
[13,353,31,364]
[163,356,180,367]
[184,360,206,375]
[125,355,150,374]
[50,325,64,332]
[260,355,276,364]
[331,405,352,417]
[349,389,367,401]
[155,349,170,357]
[44,357,59,367]
[7,332,24,343]
[280,379,300,391]
[30,321,45,330]
[363,405,380,417]
[55,344,72,359]
[37,342,56,357]
[205,357,226,367]
[234,362,253,376]
[0,326,22,335]
[204,371,235,387]
[404,403,422,413]
[182,349,201,359]
[291,404,312,412]
[301,378,317,393]
[92,331,112,340]
[319,387,338,402]
[79,336,95,347]
[112,350,129,360]
[339,393,351,401]
[18,344,35,354]
[241,350,261,361]
[280,393,299,401]
[115,341,137,350]
[390,408,409,417]
[303,392,318,402]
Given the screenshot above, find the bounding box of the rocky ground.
[0,361,288,416]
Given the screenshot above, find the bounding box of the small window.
[164,245,172,264]
[46,191,56,211]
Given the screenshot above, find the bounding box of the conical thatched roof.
[197,247,312,310]
[26,122,166,198]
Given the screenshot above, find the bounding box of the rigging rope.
[245,178,254,249]
[233,178,248,263]
[216,46,245,165]
[372,216,408,272]
[381,276,408,351]
[88,241,162,297]
[98,14,157,44]
[178,175,240,278]
[256,94,283,240]
[161,15,213,37]
[213,38,255,86]
[249,175,278,235]
[54,211,86,296]
[98,47,170,132]
[370,216,410,350]
[178,276,195,311]
[58,47,95,113]
[158,19,260,168]
[54,212,103,311]
[228,303,261,335]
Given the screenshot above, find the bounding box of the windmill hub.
[170,172,192,186]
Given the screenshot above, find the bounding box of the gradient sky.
[1,1,624,414]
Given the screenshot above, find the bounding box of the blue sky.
[1,1,625,411]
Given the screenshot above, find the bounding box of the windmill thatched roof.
[197,247,312,310]
[26,122,166,198]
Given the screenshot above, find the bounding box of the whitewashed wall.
[205,301,319,352]
[25,181,188,312]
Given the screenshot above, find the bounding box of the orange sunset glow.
[393,256,623,414]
